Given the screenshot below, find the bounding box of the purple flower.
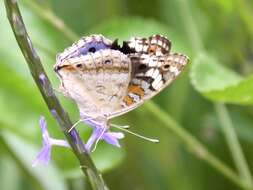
[39,74,46,86]
[32,116,69,167]
[33,115,125,167]
[84,118,125,152]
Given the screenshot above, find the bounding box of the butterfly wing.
[55,49,131,118]
[56,34,112,64]
[108,35,189,119]
[126,34,171,55]
[55,34,188,120]
[123,53,188,104]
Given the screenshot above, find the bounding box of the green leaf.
[190,52,253,105]
[205,75,253,105]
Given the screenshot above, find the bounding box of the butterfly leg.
[68,114,105,132]
[69,115,110,152]
[84,123,110,152]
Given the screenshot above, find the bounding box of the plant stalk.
[4,1,108,189]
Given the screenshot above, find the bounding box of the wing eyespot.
[138,63,147,70]
[76,63,83,68]
[162,64,170,71]
[148,46,156,54]
[88,47,96,53]
[104,59,112,64]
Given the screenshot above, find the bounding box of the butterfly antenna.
[117,125,130,129]
[68,119,83,133]
[92,126,107,152]
[111,124,159,143]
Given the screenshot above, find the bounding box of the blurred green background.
[1,0,253,190]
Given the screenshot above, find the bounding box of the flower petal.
[39,74,46,85]
[85,128,102,152]
[102,132,125,147]
[106,132,125,139]
[50,139,70,147]
[33,116,70,167]
[32,144,51,167]
[39,116,47,133]
[80,114,125,151]
[39,116,50,146]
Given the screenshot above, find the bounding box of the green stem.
[236,0,253,35]
[4,1,108,189]
[178,0,253,189]
[178,0,204,53]
[145,102,250,190]
[215,104,253,187]
[23,0,79,41]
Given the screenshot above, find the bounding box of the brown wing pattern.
[126,34,171,56]
[120,35,189,109]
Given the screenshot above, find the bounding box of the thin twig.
[145,102,250,190]
[178,0,253,189]
[4,1,108,189]
[178,0,204,53]
[23,0,78,41]
[215,104,253,187]
[236,0,253,35]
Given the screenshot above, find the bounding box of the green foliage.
[1,0,253,190]
[191,53,253,105]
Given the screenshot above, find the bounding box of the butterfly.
[54,34,189,147]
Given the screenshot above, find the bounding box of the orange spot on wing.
[123,95,134,106]
[65,65,77,71]
[122,85,145,106]
[128,85,145,97]
[148,45,157,54]
[59,64,77,71]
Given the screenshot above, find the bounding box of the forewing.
[126,34,171,55]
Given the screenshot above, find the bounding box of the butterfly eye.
[162,64,170,71]
[88,47,96,53]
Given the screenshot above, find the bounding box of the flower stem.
[4,1,108,189]
[145,102,250,190]
[23,0,78,41]
[215,104,253,188]
[178,1,253,189]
